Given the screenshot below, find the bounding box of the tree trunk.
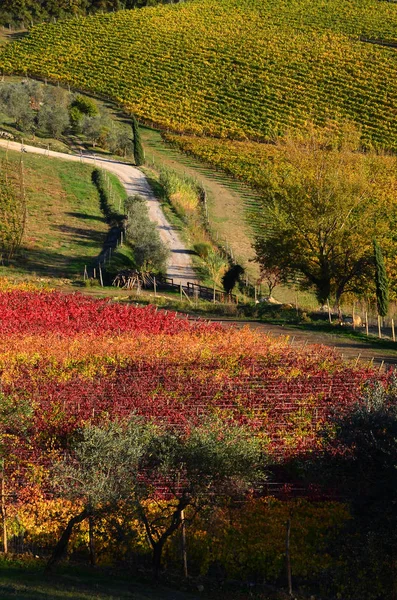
[152,540,165,578]
[139,498,190,579]
[88,515,96,567]
[46,508,90,572]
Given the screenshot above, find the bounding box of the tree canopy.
[253,125,397,306]
[48,417,265,574]
[0,0,180,27]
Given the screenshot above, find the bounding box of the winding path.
[0,140,197,285]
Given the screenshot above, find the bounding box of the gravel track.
[0,141,197,285]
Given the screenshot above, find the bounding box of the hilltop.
[1,0,397,148]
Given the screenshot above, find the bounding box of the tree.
[108,127,133,157]
[222,264,244,294]
[0,391,33,554]
[0,83,35,132]
[134,419,265,576]
[48,417,264,576]
[131,114,144,166]
[253,125,393,307]
[124,194,169,272]
[69,95,99,132]
[38,104,70,139]
[70,94,98,117]
[373,239,389,318]
[47,417,153,570]
[204,250,227,287]
[82,115,112,148]
[0,159,27,260]
[258,265,286,299]
[300,380,397,599]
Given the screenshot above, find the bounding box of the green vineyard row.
[1,0,397,147]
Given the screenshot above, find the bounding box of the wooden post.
[254,286,257,303]
[1,466,8,554]
[120,231,123,246]
[365,311,369,336]
[352,301,356,330]
[378,314,382,339]
[286,518,292,597]
[99,264,104,288]
[181,509,188,578]
[84,265,88,281]
[180,283,183,302]
[327,299,332,324]
[93,267,96,280]
[392,318,396,342]
[88,516,96,566]
[153,276,157,297]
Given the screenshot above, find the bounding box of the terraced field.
[1,0,397,148]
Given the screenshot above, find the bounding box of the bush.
[71,94,99,117]
[124,195,169,272]
[193,242,212,259]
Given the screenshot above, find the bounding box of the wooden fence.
[153,276,237,304]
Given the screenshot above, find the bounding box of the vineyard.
[1,0,397,149]
[0,288,379,456]
[0,287,381,493]
[0,286,393,593]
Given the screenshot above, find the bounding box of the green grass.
[142,128,261,281]
[0,148,109,280]
[2,0,397,309]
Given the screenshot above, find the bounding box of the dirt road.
[212,318,397,369]
[0,140,197,285]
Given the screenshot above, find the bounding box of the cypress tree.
[221,264,245,294]
[131,115,145,166]
[373,239,389,317]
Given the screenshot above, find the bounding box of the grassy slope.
[0,148,122,280]
[1,0,397,146]
[141,127,260,279]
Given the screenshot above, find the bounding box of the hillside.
[1,0,397,148]
[0,148,123,280]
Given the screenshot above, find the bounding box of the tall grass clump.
[159,167,201,219]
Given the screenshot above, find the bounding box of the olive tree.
[47,417,153,570]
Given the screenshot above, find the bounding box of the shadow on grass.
[53,224,104,247]
[65,212,105,223]
[5,245,99,279]
[0,564,200,600]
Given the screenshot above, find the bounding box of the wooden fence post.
[99,264,104,288]
[365,311,369,336]
[181,509,188,578]
[89,516,96,566]
[392,318,396,342]
[378,314,382,339]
